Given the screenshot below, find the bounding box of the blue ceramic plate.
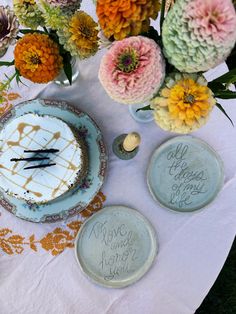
[0,99,107,222]
[75,206,157,288]
[147,136,224,212]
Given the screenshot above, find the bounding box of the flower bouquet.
[96,0,236,133]
[1,0,236,134]
[0,1,99,86]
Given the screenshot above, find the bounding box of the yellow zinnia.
[60,11,98,59]
[151,73,216,133]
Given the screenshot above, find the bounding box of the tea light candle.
[112,132,141,160]
[123,132,141,152]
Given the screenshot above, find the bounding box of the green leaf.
[63,63,72,85]
[48,30,68,57]
[166,60,178,74]
[216,103,234,126]
[15,69,27,87]
[141,26,162,46]
[160,0,166,33]
[210,68,236,85]
[208,81,226,93]
[62,53,72,85]
[20,29,45,35]
[136,105,152,112]
[214,90,236,99]
[43,27,49,33]
[1,71,18,89]
[49,30,60,45]
[0,60,14,67]
[16,75,21,86]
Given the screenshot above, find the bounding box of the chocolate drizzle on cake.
[24,149,59,154]
[11,148,59,169]
[24,163,56,170]
[11,157,50,162]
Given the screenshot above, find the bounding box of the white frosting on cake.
[0,113,83,203]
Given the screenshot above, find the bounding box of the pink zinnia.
[186,0,236,44]
[98,36,165,105]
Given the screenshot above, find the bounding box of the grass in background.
[196,240,236,314]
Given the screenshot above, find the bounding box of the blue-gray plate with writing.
[147,136,224,212]
[75,206,157,288]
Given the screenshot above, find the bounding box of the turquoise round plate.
[147,136,224,212]
[0,99,107,222]
[75,206,157,288]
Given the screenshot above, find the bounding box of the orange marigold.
[96,0,161,40]
[14,33,63,84]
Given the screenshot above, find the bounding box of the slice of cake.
[0,113,88,204]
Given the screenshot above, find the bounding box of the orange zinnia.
[14,33,63,83]
[96,0,161,40]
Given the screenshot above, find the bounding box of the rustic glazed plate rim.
[74,205,158,288]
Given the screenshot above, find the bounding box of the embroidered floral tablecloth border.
[0,86,20,116]
[0,192,106,256]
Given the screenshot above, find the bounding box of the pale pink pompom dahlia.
[163,0,236,72]
[186,0,236,44]
[98,36,165,105]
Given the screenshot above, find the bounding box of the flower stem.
[160,0,166,34]
[1,72,17,91]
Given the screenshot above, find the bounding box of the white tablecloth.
[0,1,236,314]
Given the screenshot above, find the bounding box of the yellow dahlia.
[14,33,63,84]
[151,73,216,134]
[59,11,98,58]
[96,0,161,40]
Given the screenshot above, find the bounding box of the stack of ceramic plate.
[0,99,107,223]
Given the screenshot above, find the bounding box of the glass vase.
[129,102,154,123]
[54,57,79,86]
